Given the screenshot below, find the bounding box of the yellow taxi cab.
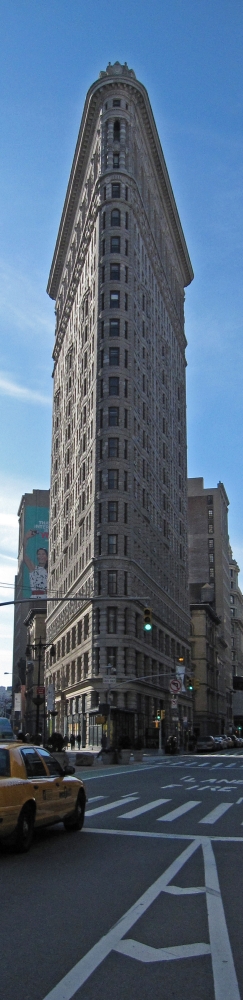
[0,742,86,852]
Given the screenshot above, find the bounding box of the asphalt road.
[1,752,243,1000]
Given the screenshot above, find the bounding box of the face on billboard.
[23,506,49,599]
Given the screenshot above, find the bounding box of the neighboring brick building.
[188,478,232,733]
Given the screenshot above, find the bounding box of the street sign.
[37,686,45,697]
[172,715,179,721]
[95,715,106,724]
[14,693,21,712]
[171,697,178,708]
[169,677,182,695]
[102,676,117,687]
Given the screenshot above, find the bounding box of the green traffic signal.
[143,608,152,631]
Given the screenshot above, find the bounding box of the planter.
[119,749,131,764]
[133,750,143,762]
[101,751,116,765]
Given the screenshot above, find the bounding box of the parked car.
[196,736,215,753]
[0,741,86,852]
[0,718,15,741]
[214,736,227,750]
[231,735,241,748]
[226,736,234,748]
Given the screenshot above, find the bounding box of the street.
[1,752,243,1000]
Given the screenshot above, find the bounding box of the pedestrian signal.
[143,607,152,631]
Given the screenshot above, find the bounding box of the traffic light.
[143,607,152,631]
[156,710,161,721]
[186,676,193,691]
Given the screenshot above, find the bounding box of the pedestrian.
[77,733,81,751]
[70,733,75,749]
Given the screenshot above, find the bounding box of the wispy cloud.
[0,258,54,338]
[0,373,52,406]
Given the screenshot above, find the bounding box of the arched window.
[111,208,120,227]
[113,119,120,141]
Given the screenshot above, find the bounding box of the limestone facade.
[45,63,193,747]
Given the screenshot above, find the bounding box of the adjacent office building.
[188,477,232,733]
[45,62,194,747]
[12,489,49,730]
[229,548,243,731]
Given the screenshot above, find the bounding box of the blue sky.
[0,0,242,685]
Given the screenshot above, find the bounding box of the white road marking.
[211,763,223,769]
[88,796,106,803]
[237,797,243,804]
[203,839,241,1000]
[199,803,233,825]
[85,795,138,817]
[42,839,201,1000]
[157,800,200,822]
[115,940,211,962]
[119,798,170,819]
[84,827,243,842]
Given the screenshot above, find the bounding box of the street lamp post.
[25,638,55,739]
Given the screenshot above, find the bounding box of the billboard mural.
[23,506,49,599]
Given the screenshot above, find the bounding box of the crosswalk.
[85,791,242,828]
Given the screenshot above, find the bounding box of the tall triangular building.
[46,63,194,748]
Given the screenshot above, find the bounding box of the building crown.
[99,61,136,80]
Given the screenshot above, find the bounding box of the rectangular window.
[108,571,117,595]
[102,212,106,229]
[124,535,128,555]
[113,99,121,107]
[99,409,103,428]
[102,239,105,256]
[124,502,128,523]
[98,502,102,523]
[99,470,102,490]
[125,240,129,256]
[109,318,120,337]
[124,379,128,398]
[71,627,76,650]
[124,571,128,595]
[108,469,119,489]
[110,263,120,280]
[124,439,128,459]
[98,571,102,594]
[110,291,120,308]
[108,501,118,522]
[125,212,129,229]
[125,186,128,201]
[124,409,128,428]
[109,376,119,395]
[125,349,128,368]
[112,183,121,198]
[109,347,119,366]
[125,321,128,339]
[124,470,128,491]
[108,534,118,555]
[109,407,119,426]
[108,437,119,458]
[113,153,120,168]
[98,535,102,555]
[125,266,128,283]
[110,236,120,253]
[106,647,117,671]
[107,607,117,633]
[99,439,103,459]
